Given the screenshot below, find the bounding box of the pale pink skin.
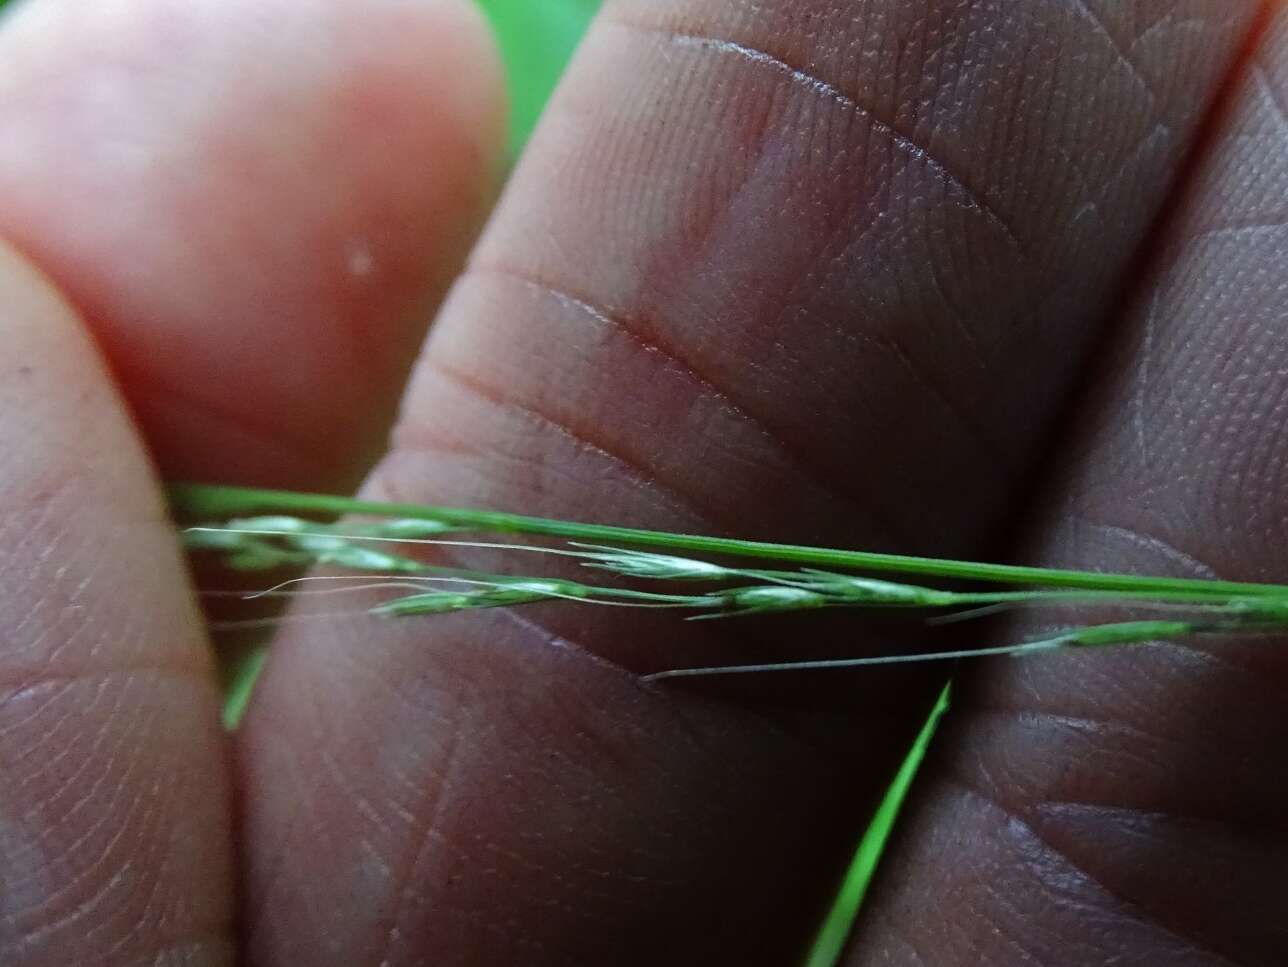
[1,0,1286,964]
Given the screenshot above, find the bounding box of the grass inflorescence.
[175,483,1288,679]
[174,482,1288,967]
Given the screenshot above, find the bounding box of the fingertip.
[0,0,506,491]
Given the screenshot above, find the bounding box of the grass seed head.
[723,585,831,614]
[579,547,734,580]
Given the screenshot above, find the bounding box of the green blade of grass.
[804,683,952,967]
[221,644,268,730]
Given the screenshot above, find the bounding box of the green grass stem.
[171,483,1288,601]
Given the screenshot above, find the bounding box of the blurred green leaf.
[475,0,602,157]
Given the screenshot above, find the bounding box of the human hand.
[1,1,1285,965]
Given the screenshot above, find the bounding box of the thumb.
[0,241,232,965]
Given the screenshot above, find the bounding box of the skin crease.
[0,2,1284,967]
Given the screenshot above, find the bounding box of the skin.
[0,0,1284,964]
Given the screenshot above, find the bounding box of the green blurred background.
[476,0,601,157]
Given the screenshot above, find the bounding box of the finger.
[0,0,504,491]
[240,1,1262,962]
[0,242,232,965]
[851,9,1288,965]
